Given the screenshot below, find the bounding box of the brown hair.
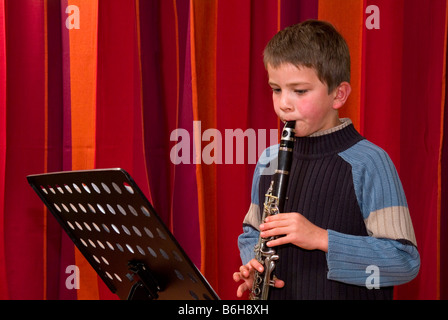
[263,20,350,93]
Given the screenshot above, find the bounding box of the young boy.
[233,20,420,300]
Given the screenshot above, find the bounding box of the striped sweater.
[238,119,420,299]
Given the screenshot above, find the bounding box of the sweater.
[238,119,420,300]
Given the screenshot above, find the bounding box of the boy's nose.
[279,95,293,112]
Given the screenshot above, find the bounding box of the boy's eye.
[271,88,281,94]
[295,90,308,95]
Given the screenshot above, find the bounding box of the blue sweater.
[238,119,420,299]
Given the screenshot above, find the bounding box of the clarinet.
[250,121,296,300]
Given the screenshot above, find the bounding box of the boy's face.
[267,63,344,137]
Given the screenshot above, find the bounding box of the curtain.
[0,0,446,300]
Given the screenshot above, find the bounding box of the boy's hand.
[260,212,329,252]
[233,259,285,298]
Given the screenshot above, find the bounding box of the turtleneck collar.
[293,118,364,158]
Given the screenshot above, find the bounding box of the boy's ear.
[332,82,351,110]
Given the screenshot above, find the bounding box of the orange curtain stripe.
[69,0,97,171]
[318,0,364,132]
[190,0,219,283]
[68,0,99,300]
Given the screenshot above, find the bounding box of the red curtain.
[0,0,447,300]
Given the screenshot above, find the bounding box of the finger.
[233,272,242,282]
[249,260,264,273]
[267,234,291,247]
[239,265,251,278]
[264,212,294,222]
[237,282,249,298]
[260,218,292,231]
[261,226,290,239]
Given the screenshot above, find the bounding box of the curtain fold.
[0,0,8,301]
[0,0,446,300]
[3,0,47,300]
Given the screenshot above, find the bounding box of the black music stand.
[27,168,219,300]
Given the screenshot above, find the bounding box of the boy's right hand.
[233,259,285,298]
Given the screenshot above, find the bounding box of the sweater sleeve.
[328,140,420,287]
[326,231,420,286]
[237,144,279,265]
[238,224,259,265]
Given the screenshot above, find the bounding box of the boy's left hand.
[259,212,328,252]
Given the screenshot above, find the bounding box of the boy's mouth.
[282,117,297,123]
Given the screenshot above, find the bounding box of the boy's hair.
[263,20,351,93]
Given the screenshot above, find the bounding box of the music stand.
[27,168,219,300]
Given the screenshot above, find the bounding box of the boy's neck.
[309,118,352,137]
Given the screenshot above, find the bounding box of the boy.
[233,20,420,300]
